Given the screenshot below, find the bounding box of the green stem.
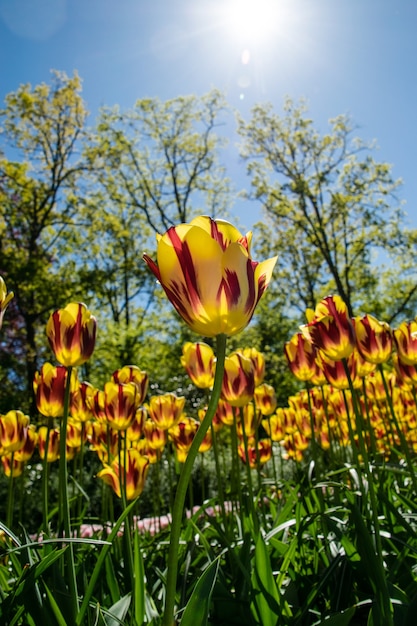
[41,418,52,534]
[58,365,79,617]
[342,360,393,626]
[6,453,14,530]
[378,363,417,495]
[162,333,227,626]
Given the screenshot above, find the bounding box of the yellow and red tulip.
[148,393,186,431]
[33,363,73,419]
[143,419,167,451]
[0,410,30,453]
[221,352,255,407]
[236,403,261,438]
[393,320,417,366]
[46,302,97,367]
[214,398,237,427]
[242,348,265,386]
[354,314,392,364]
[112,365,149,405]
[284,332,320,382]
[126,407,147,442]
[254,383,277,416]
[14,424,38,463]
[1,455,25,478]
[238,438,272,468]
[316,351,359,390]
[169,417,199,462]
[37,426,60,462]
[143,216,277,337]
[103,381,138,431]
[70,381,95,422]
[181,342,215,389]
[300,295,355,361]
[97,449,149,500]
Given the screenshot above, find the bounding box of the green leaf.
[180,558,219,626]
[133,528,145,626]
[102,594,132,626]
[42,581,68,626]
[251,533,281,626]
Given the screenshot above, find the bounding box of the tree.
[238,98,417,321]
[0,71,88,410]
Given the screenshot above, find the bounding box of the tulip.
[103,381,138,431]
[148,393,186,431]
[221,352,255,407]
[143,216,277,337]
[238,438,272,468]
[300,295,355,361]
[169,417,199,461]
[0,410,30,453]
[254,383,277,416]
[97,449,149,500]
[37,426,60,462]
[126,407,147,442]
[242,348,265,386]
[14,424,38,463]
[393,354,417,387]
[214,398,237,427]
[354,314,392,364]
[2,455,25,478]
[0,276,13,329]
[316,351,360,390]
[143,419,167,451]
[284,333,319,382]
[112,365,149,405]
[33,363,73,418]
[236,403,261,438]
[46,302,97,367]
[181,342,215,389]
[70,381,95,422]
[198,406,223,432]
[393,320,417,366]
[88,421,119,464]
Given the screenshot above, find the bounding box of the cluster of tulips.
[282,294,417,463]
[0,287,280,507]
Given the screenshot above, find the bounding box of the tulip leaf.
[180,558,219,626]
[133,527,145,626]
[251,532,281,626]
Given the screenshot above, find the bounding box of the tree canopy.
[237,98,417,321]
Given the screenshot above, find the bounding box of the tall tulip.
[33,363,72,419]
[46,302,97,367]
[148,393,186,430]
[393,320,417,366]
[143,216,277,337]
[97,449,149,500]
[181,342,215,389]
[221,352,255,407]
[0,410,30,453]
[300,295,355,361]
[354,314,392,364]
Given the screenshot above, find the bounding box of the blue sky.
[1,0,416,232]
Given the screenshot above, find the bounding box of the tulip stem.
[58,365,79,618]
[162,333,227,626]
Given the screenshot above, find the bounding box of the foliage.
[238,97,417,320]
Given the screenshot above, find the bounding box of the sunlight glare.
[225,0,284,43]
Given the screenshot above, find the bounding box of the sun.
[224,0,285,44]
